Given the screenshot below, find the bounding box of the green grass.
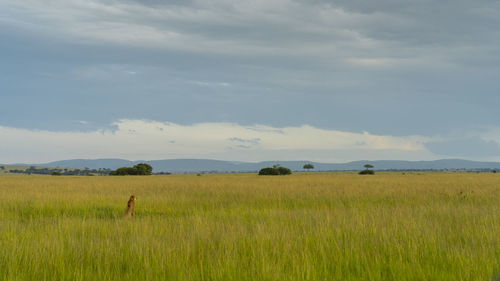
[1,173,500,280]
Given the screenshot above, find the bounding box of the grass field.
[1,173,500,281]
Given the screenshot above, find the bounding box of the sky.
[1,0,499,163]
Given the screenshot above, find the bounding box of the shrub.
[277,166,292,175]
[359,169,375,175]
[258,166,292,175]
[259,167,280,175]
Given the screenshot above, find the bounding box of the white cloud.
[0,119,435,163]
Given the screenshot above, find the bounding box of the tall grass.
[1,173,500,280]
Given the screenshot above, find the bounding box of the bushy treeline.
[6,164,156,176]
[110,163,153,175]
[8,167,112,176]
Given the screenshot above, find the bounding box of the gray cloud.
[425,137,500,158]
[0,0,499,146]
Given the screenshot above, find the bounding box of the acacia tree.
[303,164,314,171]
[360,164,375,175]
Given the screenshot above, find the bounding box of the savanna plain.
[1,173,500,281]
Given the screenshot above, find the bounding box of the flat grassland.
[1,173,500,281]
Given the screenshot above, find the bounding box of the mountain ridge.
[16,158,500,173]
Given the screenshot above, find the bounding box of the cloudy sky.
[1,0,499,163]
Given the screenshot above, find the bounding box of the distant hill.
[22,158,500,173]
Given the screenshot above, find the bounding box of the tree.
[303,164,314,171]
[134,163,153,175]
[110,163,153,176]
[359,164,375,175]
